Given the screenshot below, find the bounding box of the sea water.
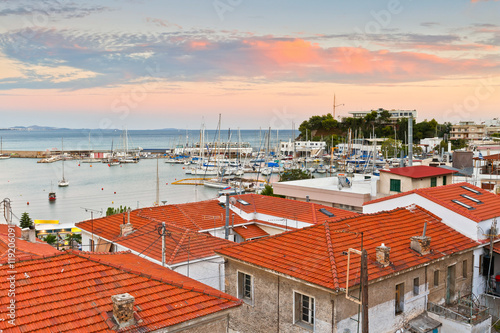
[0,128,299,225]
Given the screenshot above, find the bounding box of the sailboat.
[58,138,69,187]
[49,182,56,201]
[0,137,10,159]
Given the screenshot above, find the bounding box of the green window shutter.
[390,179,401,192]
[443,176,447,185]
[431,177,437,187]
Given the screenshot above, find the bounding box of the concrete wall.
[272,181,370,212]
[379,173,450,195]
[154,312,232,332]
[173,257,225,291]
[427,312,491,333]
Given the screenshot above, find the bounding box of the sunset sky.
[0,0,499,129]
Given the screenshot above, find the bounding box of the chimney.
[376,243,391,267]
[410,236,431,255]
[111,293,135,328]
[120,210,133,237]
[21,226,37,243]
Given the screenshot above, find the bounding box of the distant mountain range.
[1,126,178,131]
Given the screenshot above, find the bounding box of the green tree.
[66,233,82,244]
[260,184,285,198]
[19,212,33,228]
[381,138,401,158]
[44,234,57,245]
[279,169,313,182]
[106,205,130,217]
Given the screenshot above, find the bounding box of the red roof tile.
[217,205,478,291]
[0,224,21,237]
[366,182,500,222]
[233,224,269,240]
[0,235,60,260]
[229,194,358,224]
[0,251,240,332]
[380,165,456,178]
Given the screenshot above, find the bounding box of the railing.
[427,300,489,325]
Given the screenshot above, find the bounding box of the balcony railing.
[427,296,489,325]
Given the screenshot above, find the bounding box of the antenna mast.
[333,94,345,119]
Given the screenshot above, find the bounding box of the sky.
[0,0,499,130]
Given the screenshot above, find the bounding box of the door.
[446,265,456,304]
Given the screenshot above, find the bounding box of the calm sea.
[0,128,296,151]
[0,128,297,225]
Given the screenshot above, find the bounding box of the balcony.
[427,294,490,332]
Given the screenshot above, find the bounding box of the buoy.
[101,188,103,190]
[114,191,116,194]
[78,164,80,166]
[90,165,92,167]
[182,167,185,169]
[108,164,111,167]
[166,183,168,185]
[27,202,29,205]
[112,201,114,204]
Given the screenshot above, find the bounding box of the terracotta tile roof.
[0,224,21,237]
[380,165,456,178]
[137,199,250,231]
[0,235,60,260]
[229,194,359,224]
[0,251,240,332]
[217,205,478,291]
[365,182,500,222]
[116,222,233,265]
[233,224,269,240]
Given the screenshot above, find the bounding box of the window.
[390,179,401,192]
[463,260,467,278]
[430,177,437,187]
[434,270,439,287]
[237,272,253,304]
[395,283,404,314]
[294,292,315,330]
[443,176,447,186]
[89,239,95,251]
[413,277,419,296]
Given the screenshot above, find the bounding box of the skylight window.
[319,208,335,217]
[452,199,475,210]
[237,199,250,206]
[461,186,482,195]
[460,194,483,204]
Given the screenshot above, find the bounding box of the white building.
[364,182,500,296]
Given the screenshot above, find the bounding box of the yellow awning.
[34,219,59,224]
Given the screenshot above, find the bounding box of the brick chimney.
[410,236,431,255]
[119,210,133,237]
[376,243,391,267]
[21,226,37,243]
[111,293,135,328]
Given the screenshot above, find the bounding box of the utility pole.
[157,222,167,267]
[333,94,344,119]
[2,198,12,224]
[361,249,369,333]
[81,207,103,251]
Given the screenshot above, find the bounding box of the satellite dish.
[229,197,237,205]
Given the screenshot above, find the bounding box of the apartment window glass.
[390,179,401,192]
[294,292,315,330]
[434,270,439,287]
[413,277,419,296]
[237,272,253,304]
[443,176,447,186]
[463,260,467,278]
[430,177,437,187]
[395,283,404,314]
